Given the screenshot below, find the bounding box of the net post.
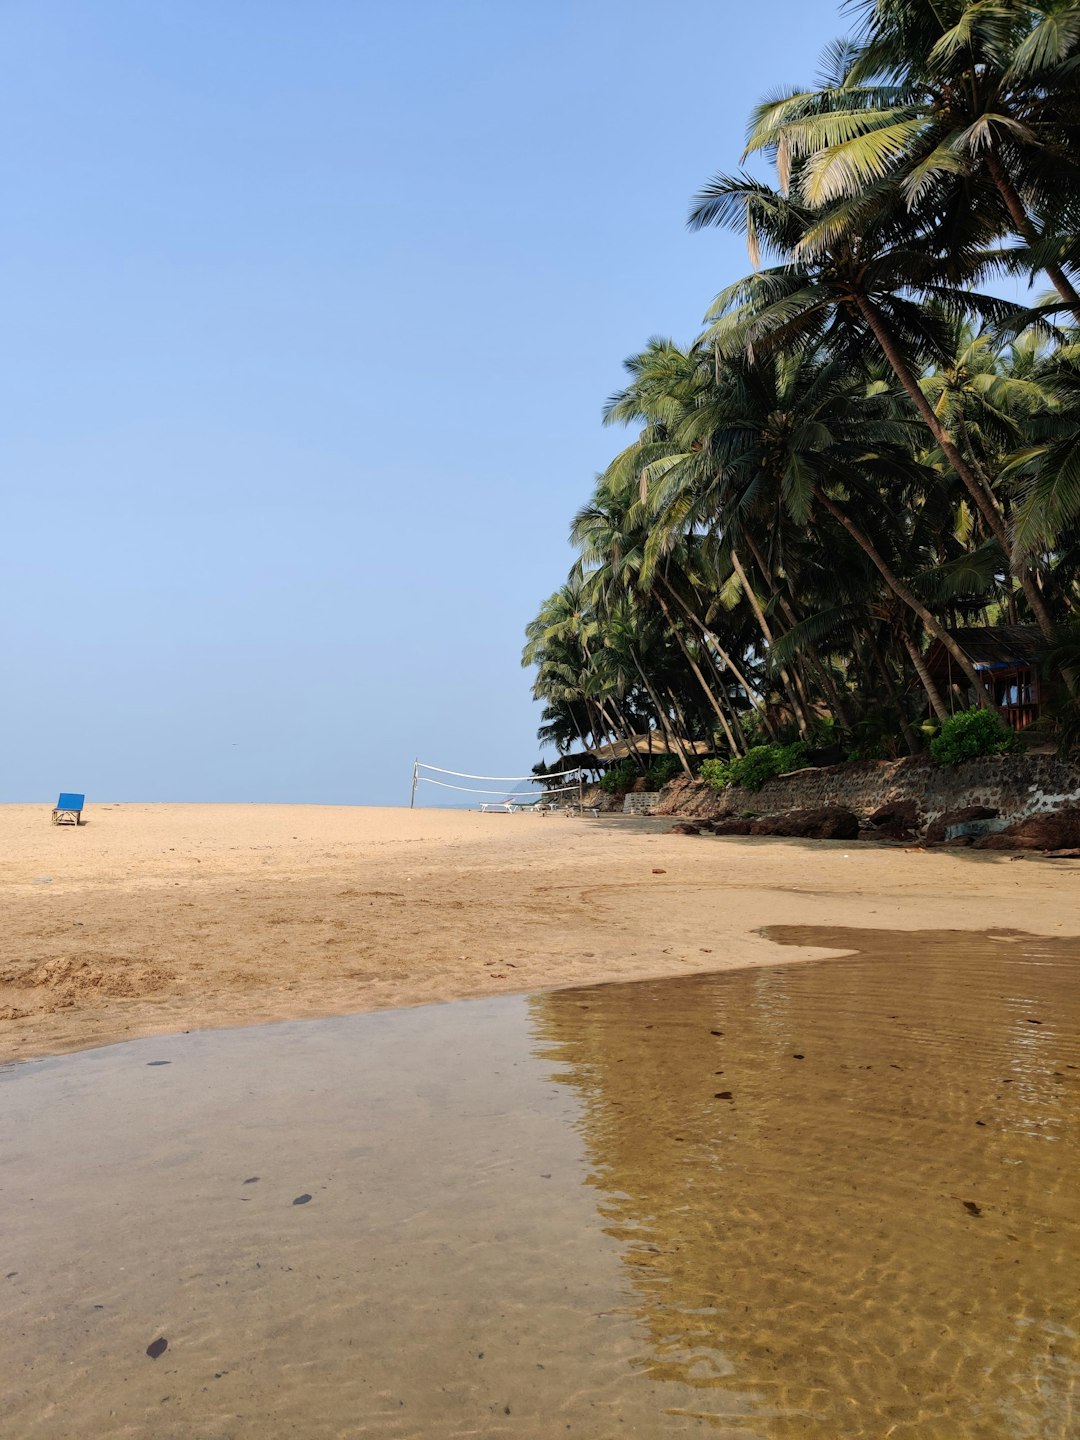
[410,758,419,809]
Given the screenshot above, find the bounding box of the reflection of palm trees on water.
[529,930,1080,1439]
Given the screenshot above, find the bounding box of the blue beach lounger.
[52,793,85,826]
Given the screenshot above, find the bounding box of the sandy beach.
[2,801,1078,1064]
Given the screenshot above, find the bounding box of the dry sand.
[2,801,1078,1064]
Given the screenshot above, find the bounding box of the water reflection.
[2,931,1077,1438]
[531,928,1080,1439]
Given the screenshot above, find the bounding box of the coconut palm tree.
[687,171,1058,636]
[525,0,1079,768]
[743,0,1080,318]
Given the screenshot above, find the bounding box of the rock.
[709,818,754,836]
[975,805,1080,852]
[670,822,701,836]
[865,800,920,842]
[975,833,1033,851]
[749,807,860,841]
[941,835,975,847]
[867,800,920,832]
[924,805,999,845]
[866,822,912,842]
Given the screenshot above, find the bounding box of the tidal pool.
[2,928,1078,1438]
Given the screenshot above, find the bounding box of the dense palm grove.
[524,0,1080,777]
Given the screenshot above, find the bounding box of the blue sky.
[3,0,843,804]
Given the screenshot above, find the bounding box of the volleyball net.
[409,759,587,809]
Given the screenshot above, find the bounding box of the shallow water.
[2,928,1078,1438]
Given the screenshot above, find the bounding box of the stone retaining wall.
[653,754,1080,830]
[622,790,662,815]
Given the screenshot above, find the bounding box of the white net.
[409,760,587,810]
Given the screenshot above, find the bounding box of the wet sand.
[3,928,1078,1438]
[2,802,1079,1064]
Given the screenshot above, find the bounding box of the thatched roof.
[587,734,714,763]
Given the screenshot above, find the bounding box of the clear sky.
[3,0,844,805]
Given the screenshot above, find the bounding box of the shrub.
[728,745,784,791]
[643,756,681,790]
[929,709,1023,766]
[701,741,810,793]
[700,758,733,792]
[600,755,683,794]
[776,741,809,773]
[599,760,638,795]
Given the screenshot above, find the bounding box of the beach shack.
[924,625,1044,732]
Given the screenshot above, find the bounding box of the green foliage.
[701,742,808,792]
[599,761,639,795]
[525,3,1080,779]
[775,741,809,774]
[929,710,1023,766]
[642,756,681,789]
[730,745,786,791]
[845,709,906,760]
[1039,622,1080,757]
[599,755,682,794]
[700,758,733,792]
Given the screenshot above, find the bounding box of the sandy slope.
[2,802,1077,1063]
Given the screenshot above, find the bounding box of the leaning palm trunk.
[696,642,751,754]
[741,539,819,724]
[900,630,950,725]
[855,296,1056,641]
[596,696,645,770]
[867,632,922,755]
[658,577,771,740]
[608,695,648,770]
[628,650,695,778]
[666,686,699,763]
[655,589,742,755]
[742,532,855,732]
[983,148,1080,324]
[812,485,991,706]
[730,548,812,737]
[586,702,610,753]
[675,606,752,751]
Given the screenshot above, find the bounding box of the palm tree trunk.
[588,700,611,751]
[730,548,811,737]
[742,535,819,719]
[607,694,646,769]
[868,632,921,754]
[666,686,698,764]
[591,697,613,742]
[595,696,641,769]
[813,484,992,705]
[900,630,949,725]
[703,636,774,737]
[983,148,1080,323]
[628,651,694,778]
[697,643,751,753]
[656,589,742,754]
[677,612,751,752]
[855,296,1056,640]
[657,576,766,739]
